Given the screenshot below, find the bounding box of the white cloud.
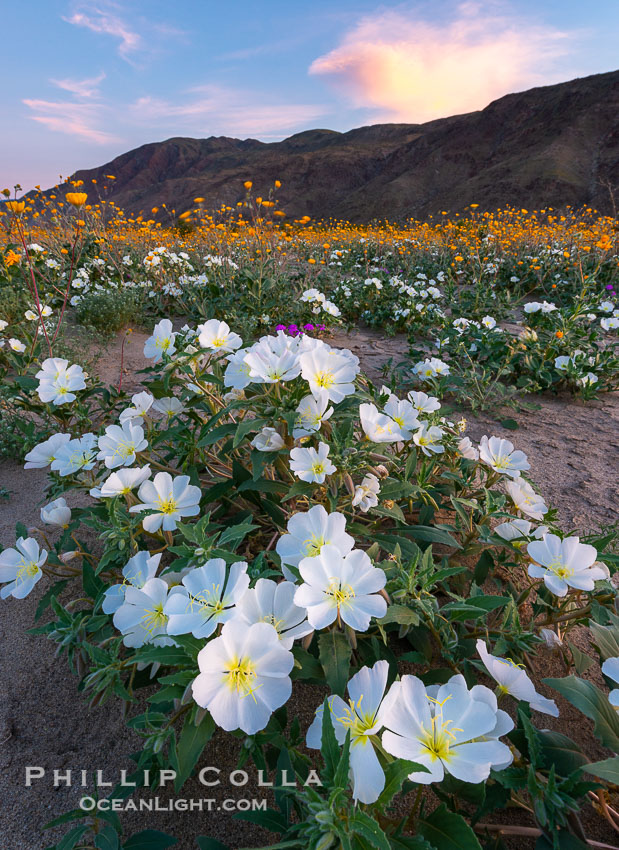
[49,72,106,99]
[310,3,574,123]
[23,98,121,144]
[63,6,142,60]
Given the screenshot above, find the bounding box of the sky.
[3,0,618,192]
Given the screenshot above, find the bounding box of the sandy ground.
[0,327,618,849]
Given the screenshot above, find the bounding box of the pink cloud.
[22,98,122,144]
[310,4,573,123]
[63,6,142,59]
[49,72,106,99]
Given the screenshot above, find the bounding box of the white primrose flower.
[523,302,541,314]
[192,621,294,734]
[40,497,71,527]
[197,319,243,353]
[0,537,47,599]
[600,300,615,313]
[527,534,606,597]
[119,391,154,425]
[555,355,571,371]
[413,424,444,456]
[130,472,201,533]
[479,436,529,478]
[97,422,148,469]
[0,319,8,331]
[476,640,558,716]
[359,403,402,443]
[102,551,162,614]
[113,577,177,647]
[224,348,252,389]
[494,519,547,544]
[9,338,26,352]
[384,396,420,440]
[294,545,387,631]
[152,397,184,420]
[293,391,333,438]
[481,316,497,329]
[306,661,391,803]
[251,426,285,452]
[412,357,450,380]
[51,433,98,476]
[601,317,619,331]
[143,319,177,363]
[601,658,619,709]
[458,436,479,460]
[164,559,249,638]
[407,390,441,414]
[244,339,301,384]
[299,348,358,403]
[36,358,86,406]
[505,478,548,520]
[382,673,513,784]
[289,441,336,484]
[352,474,380,513]
[24,433,71,469]
[233,578,312,649]
[276,505,354,582]
[91,465,151,498]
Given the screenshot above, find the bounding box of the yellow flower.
[5,200,25,213]
[243,180,252,190]
[66,192,88,207]
[274,180,281,188]
[4,249,21,266]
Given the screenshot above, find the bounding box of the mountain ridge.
[46,70,619,221]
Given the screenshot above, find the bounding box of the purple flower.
[275,324,286,331]
[303,323,315,331]
[607,285,614,291]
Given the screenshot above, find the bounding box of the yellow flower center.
[142,603,168,633]
[157,496,178,514]
[224,655,259,698]
[545,557,573,579]
[314,370,335,389]
[326,578,355,608]
[16,560,40,581]
[211,337,226,347]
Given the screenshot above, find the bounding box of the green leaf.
[398,525,462,549]
[131,645,192,667]
[233,808,288,834]
[536,731,588,776]
[233,418,268,448]
[545,675,619,753]
[320,697,341,782]
[318,630,352,697]
[583,756,619,783]
[123,830,178,849]
[83,559,104,599]
[196,839,231,850]
[375,760,428,809]
[57,826,89,850]
[568,642,593,676]
[500,418,519,430]
[35,579,69,622]
[95,826,119,850]
[418,804,482,850]
[349,810,391,850]
[174,711,216,791]
[378,605,420,626]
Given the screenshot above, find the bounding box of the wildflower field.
[0,182,618,850]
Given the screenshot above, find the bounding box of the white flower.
[91,465,151,498]
[494,519,546,544]
[413,424,444,456]
[481,316,497,329]
[412,357,450,380]
[0,319,8,331]
[152,397,184,420]
[289,441,336,484]
[119,391,154,426]
[601,317,619,331]
[0,537,47,599]
[224,348,253,389]
[233,578,312,649]
[130,472,201,532]
[293,392,333,438]
[527,534,607,597]
[40,497,71,527]
[382,673,513,784]
[578,372,598,387]
[523,302,541,314]
[192,621,294,734]
[294,545,387,631]
[299,348,358,403]
[352,474,380,512]
[276,505,354,581]
[479,436,529,478]
[540,301,557,313]
[9,338,26,352]
[164,559,249,638]
[555,355,571,371]
[102,551,162,614]
[407,390,441,414]
[383,396,420,440]
[113,577,176,647]
[36,358,86,406]
[244,338,301,384]
[359,403,402,443]
[144,319,177,363]
[97,422,148,469]
[51,433,98,476]
[600,300,615,313]
[306,661,391,803]
[476,640,558,715]
[601,658,619,708]
[24,433,71,469]
[251,426,285,452]
[197,319,242,353]
[458,436,479,460]
[505,479,548,520]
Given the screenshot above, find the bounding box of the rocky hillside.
[55,70,619,221]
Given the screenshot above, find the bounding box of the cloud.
[23,98,121,144]
[129,85,326,137]
[63,5,142,60]
[309,3,573,123]
[49,72,106,99]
